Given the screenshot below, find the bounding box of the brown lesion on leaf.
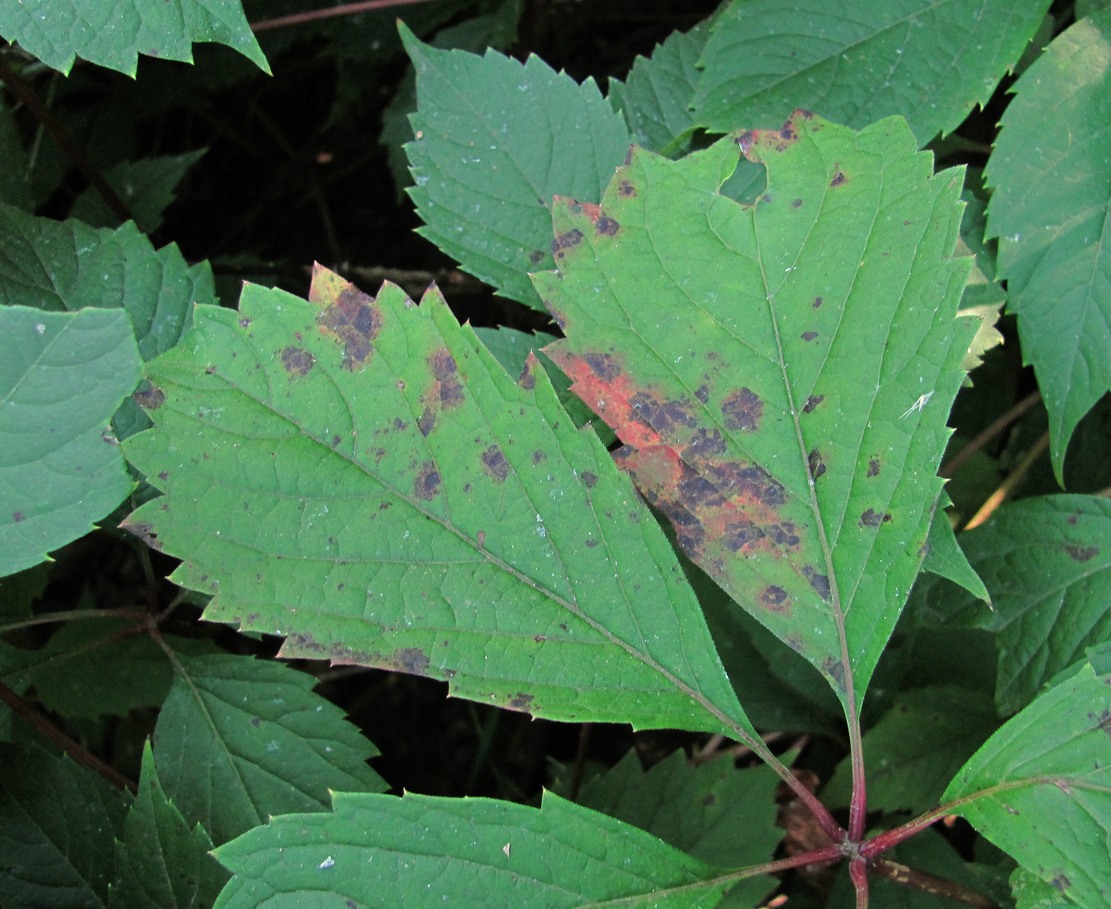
[807,449,826,480]
[1089,708,1111,738]
[761,585,790,614]
[552,228,584,259]
[280,345,315,377]
[417,407,435,437]
[508,693,534,712]
[812,296,824,309]
[581,471,597,489]
[801,331,818,342]
[481,444,510,482]
[583,351,621,381]
[802,566,830,600]
[134,383,165,410]
[595,215,620,236]
[1065,544,1099,562]
[821,656,847,693]
[528,249,545,265]
[393,647,431,676]
[721,387,763,432]
[860,508,892,528]
[868,457,882,477]
[413,461,441,500]
[518,359,537,390]
[11,511,24,523]
[124,521,162,551]
[428,347,464,408]
[802,394,824,414]
[830,168,847,187]
[318,283,382,369]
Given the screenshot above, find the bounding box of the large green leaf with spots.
[536,112,977,711]
[122,267,749,738]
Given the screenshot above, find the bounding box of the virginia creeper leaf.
[691,0,1051,144]
[910,496,1111,715]
[212,790,732,909]
[536,112,976,708]
[577,749,782,906]
[0,0,268,76]
[984,8,1111,480]
[122,269,749,737]
[152,651,385,844]
[943,665,1111,908]
[0,743,130,909]
[111,743,227,909]
[0,307,141,577]
[402,24,631,311]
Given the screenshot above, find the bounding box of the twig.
[940,390,1042,478]
[0,57,133,223]
[869,856,999,908]
[252,0,436,33]
[0,679,137,793]
[963,430,1049,530]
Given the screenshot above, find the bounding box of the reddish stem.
[251,0,434,33]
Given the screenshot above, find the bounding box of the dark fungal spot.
[723,517,765,552]
[803,566,830,600]
[429,348,464,408]
[157,471,169,481]
[860,508,892,528]
[822,657,847,692]
[792,198,803,208]
[508,693,534,711]
[779,124,797,142]
[768,522,800,547]
[134,384,165,410]
[868,457,881,477]
[238,318,251,328]
[581,471,597,489]
[12,511,24,523]
[280,345,315,377]
[126,521,162,551]
[518,363,536,390]
[812,296,824,309]
[695,384,710,403]
[808,449,826,480]
[395,647,430,676]
[528,249,544,265]
[551,228,584,258]
[413,462,441,500]
[830,170,847,187]
[417,407,435,437]
[532,449,545,464]
[1051,875,1070,894]
[1089,708,1111,738]
[595,216,620,236]
[1065,545,1099,562]
[721,387,763,432]
[683,428,727,461]
[761,585,790,613]
[583,351,620,381]
[802,394,824,414]
[320,284,381,369]
[481,445,510,481]
[618,180,636,197]
[801,331,818,342]
[585,539,598,548]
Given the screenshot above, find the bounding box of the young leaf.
[122,269,750,738]
[984,8,1111,479]
[691,0,1051,144]
[917,496,1111,715]
[112,742,227,909]
[0,306,141,577]
[212,790,732,909]
[152,651,386,844]
[402,24,631,311]
[536,112,976,709]
[0,743,130,909]
[0,0,269,77]
[943,665,1111,908]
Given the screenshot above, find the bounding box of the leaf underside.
[537,111,976,708]
[123,267,748,737]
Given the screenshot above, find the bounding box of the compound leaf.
[984,8,1111,480]
[0,0,268,76]
[122,268,749,739]
[943,665,1111,908]
[0,306,141,577]
[402,25,631,311]
[111,743,227,909]
[536,112,975,709]
[152,651,385,845]
[0,743,130,909]
[212,790,731,909]
[691,0,1050,144]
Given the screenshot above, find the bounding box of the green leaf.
[122,268,750,737]
[151,651,386,844]
[0,205,212,363]
[70,149,207,234]
[928,496,1111,715]
[921,511,991,604]
[578,749,782,905]
[943,665,1111,908]
[609,21,711,155]
[212,790,731,909]
[112,743,228,909]
[0,0,269,76]
[984,8,1111,480]
[0,99,34,212]
[0,743,130,909]
[402,24,631,311]
[0,306,141,577]
[823,686,998,814]
[691,0,1050,144]
[536,113,975,709]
